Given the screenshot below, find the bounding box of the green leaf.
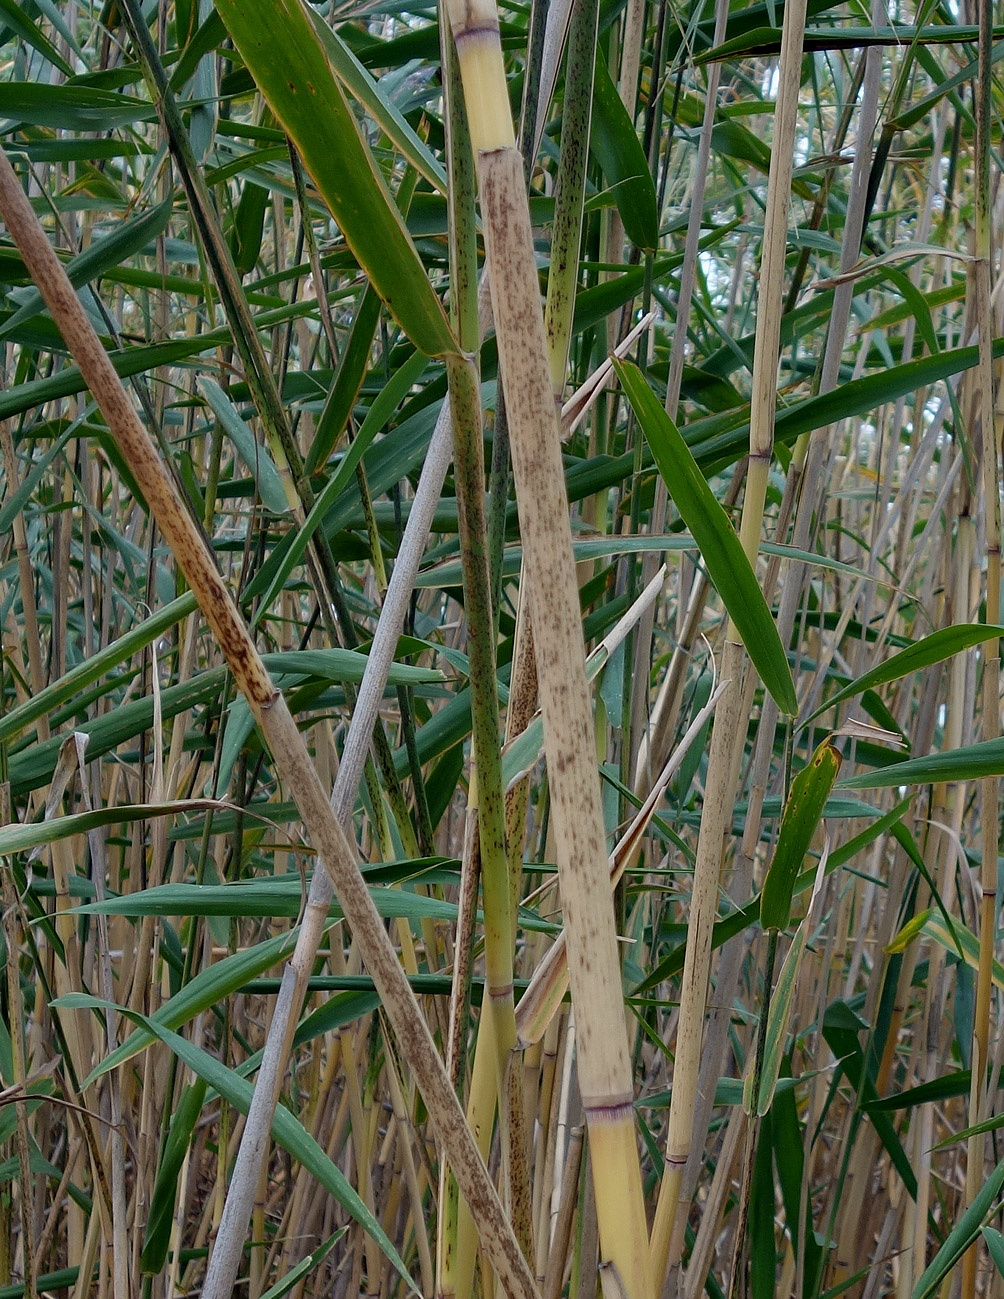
[73,876,459,923]
[590,50,659,251]
[0,83,156,130]
[0,800,260,858]
[632,797,912,995]
[746,922,811,1115]
[887,909,1004,995]
[805,623,1004,725]
[913,1156,1004,1298]
[199,377,290,514]
[81,928,322,1084]
[840,735,1004,789]
[246,347,430,621]
[982,1227,1004,1278]
[0,0,73,75]
[613,358,797,715]
[0,592,197,745]
[215,0,456,358]
[305,12,447,195]
[0,199,173,341]
[760,739,842,932]
[141,1078,208,1272]
[258,1230,346,1299]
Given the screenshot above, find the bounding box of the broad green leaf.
[0,83,156,130]
[0,199,173,341]
[215,0,456,358]
[81,927,329,1083]
[983,1227,1004,1278]
[590,50,659,251]
[0,799,264,858]
[9,670,227,798]
[141,1078,208,1273]
[55,994,416,1292]
[74,876,459,924]
[760,740,842,932]
[199,377,291,514]
[614,358,797,715]
[635,1076,798,1110]
[0,592,196,743]
[307,283,382,473]
[822,1004,919,1201]
[699,23,991,65]
[932,1111,1004,1150]
[417,535,866,589]
[305,12,447,194]
[258,648,441,687]
[913,1156,1004,1299]
[840,735,1004,789]
[0,418,77,536]
[863,1068,974,1112]
[805,623,1004,725]
[632,797,912,994]
[246,347,429,622]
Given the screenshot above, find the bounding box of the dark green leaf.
[614,358,797,714]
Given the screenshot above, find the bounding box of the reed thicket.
[0,1,1002,1297]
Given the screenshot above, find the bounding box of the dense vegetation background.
[1,0,1003,1296]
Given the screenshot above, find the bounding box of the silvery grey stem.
[203,407,455,1299]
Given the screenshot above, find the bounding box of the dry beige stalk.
[442,3,651,1290]
[0,145,540,1299]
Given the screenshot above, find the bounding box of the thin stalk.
[543,0,599,394]
[1,783,35,1299]
[964,0,999,1285]
[542,1125,585,1299]
[648,0,808,1281]
[726,930,778,1299]
[446,350,525,1204]
[443,6,651,1294]
[0,146,540,1299]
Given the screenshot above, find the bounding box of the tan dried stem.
[0,145,539,1299]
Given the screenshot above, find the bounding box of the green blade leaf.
[199,377,290,515]
[613,358,797,715]
[215,0,456,358]
[141,1078,208,1273]
[804,623,1004,725]
[760,739,842,932]
[0,199,173,341]
[839,735,1004,789]
[0,82,156,130]
[590,50,659,251]
[306,12,447,195]
[0,0,73,76]
[0,592,197,745]
[983,1227,1004,1278]
[913,1156,1004,1299]
[745,921,811,1116]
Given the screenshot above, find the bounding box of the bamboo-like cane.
[514,680,728,1047]
[442,4,651,1295]
[648,0,808,1283]
[963,0,1000,1285]
[1,785,36,1299]
[0,146,541,1299]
